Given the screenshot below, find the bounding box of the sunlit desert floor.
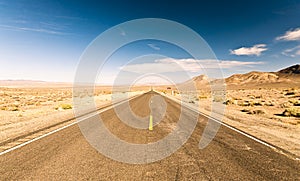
[0,86,144,146]
[0,86,299,156]
[160,87,300,156]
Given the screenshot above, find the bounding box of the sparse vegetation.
[241,109,265,115]
[224,99,234,105]
[280,102,291,108]
[10,107,19,111]
[255,95,262,99]
[285,91,295,96]
[221,88,300,127]
[247,95,255,99]
[265,101,274,106]
[241,109,250,113]
[252,102,263,106]
[55,104,72,110]
[238,101,250,106]
[289,99,300,106]
[282,108,300,117]
[198,95,208,99]
[249,109,265,115]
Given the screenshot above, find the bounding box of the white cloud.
[276,28,300,41]
[282,45,300,57]
[0,24,66,35]
[120,58,264,74]
[147,43,160,50]
[230,44,267,56]
[40,22,67,30]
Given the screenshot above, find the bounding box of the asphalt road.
[0,91,299,180]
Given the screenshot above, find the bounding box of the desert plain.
[0,65,299,157]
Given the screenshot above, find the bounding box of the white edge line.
[1,91,296,159]
[0,95,139,156]
[156,91,277,150]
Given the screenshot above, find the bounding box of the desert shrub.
[279,102,292,108]
[238,101,250,106]
[265,102,274,106]
[57,97,64,101]
[282,108,300,117]
[294,102,300,106]
[26,101,35,105]
[0,106,6,111]
[35,101,41,106]
[189,100,195,104]
[249,101,263,106]
[55,104,72,110]
[241,109,251,113]
[224,99,234,105]
[198,95,208,99]
[247,95,255,99]
[289,99,300,106]
[253,102,263,106]
[247,109,265,115]
[285,91,295,96]
[10,107,19,111]
[241,109,265,115]
[61,104,72,109]
[232,97,242,100]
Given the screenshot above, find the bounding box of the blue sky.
[0,0,299,84]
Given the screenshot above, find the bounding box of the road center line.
[149,115,153,131]
[156,91,299,160]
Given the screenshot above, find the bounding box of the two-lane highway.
[0,91,299,180]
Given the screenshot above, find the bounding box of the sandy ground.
[161,87,300,156]
[0,86,299,157]
[1,92,298,180]
[0,87,144,145]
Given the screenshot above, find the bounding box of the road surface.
[0,91,299,180]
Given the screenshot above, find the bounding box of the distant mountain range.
[1,64,299,89]
[179,64,300,89]
[278,64,300,74]
[0,80,72,88]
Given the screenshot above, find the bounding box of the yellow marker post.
[149,115,153,131]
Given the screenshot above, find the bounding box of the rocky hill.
[180,64,300,89]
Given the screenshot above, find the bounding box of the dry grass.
[0,86,145,146]
[55,104,72,110]
[159,87,300,126]
[159,86,300,156]
[283,108,300,117]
